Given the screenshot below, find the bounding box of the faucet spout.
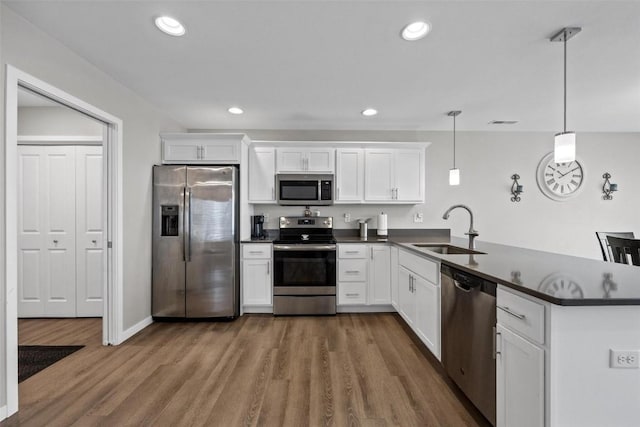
[442,204,479,249]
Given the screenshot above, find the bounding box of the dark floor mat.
[18,345,84,383]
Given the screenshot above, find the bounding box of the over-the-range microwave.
[276,173,334,206]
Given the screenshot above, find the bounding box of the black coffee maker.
[251,215,267,239]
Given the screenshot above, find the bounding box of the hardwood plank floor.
[4,315,491,427]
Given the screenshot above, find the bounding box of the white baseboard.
[242,305,273,314]
[337,304,395,313]
[0,405,8,421]
[119,316,153,343]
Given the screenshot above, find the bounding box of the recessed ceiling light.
[362,108,378,117]
[155,16,186,37]
[228,107,244,115]
[401,21,431,41]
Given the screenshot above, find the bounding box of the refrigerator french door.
[152,165,239,319]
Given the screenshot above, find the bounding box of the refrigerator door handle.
[185,186,192,262]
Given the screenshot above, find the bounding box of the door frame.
[4,65,124,416]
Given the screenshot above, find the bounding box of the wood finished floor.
[4,315,490,427]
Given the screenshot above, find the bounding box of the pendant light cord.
[453,114,456,168]
[563,31,567,133]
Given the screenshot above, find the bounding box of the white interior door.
[18,146,77,317]
[76,146,104,317]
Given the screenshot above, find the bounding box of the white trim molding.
[17,135,103,145]
[120,317,153,343]
[4,65,125,418]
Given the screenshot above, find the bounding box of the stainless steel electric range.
[272,216,336,315]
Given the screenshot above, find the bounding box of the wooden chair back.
[596,232,635,262]
[606,236,640,266]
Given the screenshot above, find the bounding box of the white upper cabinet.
[161,133,248,164]
[276,147,335,173]
[364,148,424,203]
[335,148,364,203]
[248,147,276,203]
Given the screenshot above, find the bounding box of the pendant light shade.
[554,131,576,163]
[551,27,581,163]
[449,168,460,186]
[447,110,462,186]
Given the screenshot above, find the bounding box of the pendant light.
[551,27,581,163]
[447,110,461,185]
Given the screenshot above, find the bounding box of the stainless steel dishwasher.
[441,264,497,426]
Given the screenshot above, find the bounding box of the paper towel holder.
[377,212,388,238]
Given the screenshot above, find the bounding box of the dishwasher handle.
[453,279,473,293]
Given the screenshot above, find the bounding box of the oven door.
[273,244,336,295]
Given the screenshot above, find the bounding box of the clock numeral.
[570,180,579,186]
[553,183,559,191]
[547,165,557,172]
[547,179,556,185]
[573,174,582,178]
[561,185,565,194]
[545,173,553,177]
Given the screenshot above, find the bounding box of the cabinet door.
[398,267,415,326]
[394,149,424,202]
[242,259,272,306]
[496,325,544,427]
[163,141,200,161]
[249,147,276,202]
[414,275,440,359]
[276,148,306,172]
[369,245,391,305]
[390,247,399,310]
[364,149,394,201]
[335,149,364,203]
[200,141,240,163]
[75,146,104,317]
[306,148,335,172]
[18,146,77,317]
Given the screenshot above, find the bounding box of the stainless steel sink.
[412,244,486,255]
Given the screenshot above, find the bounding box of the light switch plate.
[414,213,424,223]
[610,350,640,368]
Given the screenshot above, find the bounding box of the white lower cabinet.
[337,244,391,309]
[397,249,441,359]
[496,324,545,427]
[241,243,272,312]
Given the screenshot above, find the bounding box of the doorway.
[4,65,124,417]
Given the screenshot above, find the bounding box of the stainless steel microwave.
[276,174,334,206]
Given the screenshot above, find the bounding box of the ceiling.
[5,1,640,132]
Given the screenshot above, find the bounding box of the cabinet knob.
[92,239,97,244]
[53,239,58,244]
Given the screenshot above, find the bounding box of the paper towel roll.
[377,212,388,237]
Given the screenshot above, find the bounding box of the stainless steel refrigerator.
[152,165,239,319]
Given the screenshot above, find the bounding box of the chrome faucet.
[442,204,479,250]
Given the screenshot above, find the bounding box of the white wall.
[213,129,640,260]
[18,105,103,136]
[0,1,6,411]
[1,4,185,342]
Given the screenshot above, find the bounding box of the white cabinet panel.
[335,148,364,203]
[398,266,416,326]
[338,244,367,258]
[276,147,334,173]
[161,133,245,164]
[364,149,394,201]
[242,244,272,259]
[338,282,367,305]
[201,141,239,162]
[496,325,544,427]
[414,275,440,359]
[369,245,391,305]
[248,147,276,203]
[394,149,424,202]
[390,246,399,310]
[338,259,368,282]
[242,259,272,306]
[164,143,199,161]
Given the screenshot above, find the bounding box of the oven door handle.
[273,244,336,251]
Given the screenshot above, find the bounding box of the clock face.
[536,152,585,201]
[538,273,584,299]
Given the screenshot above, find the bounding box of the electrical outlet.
[344,213,351,223]
[414,213,424,223]
[610,350,640,368]
[263,213,269,224]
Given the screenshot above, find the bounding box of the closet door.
[76,146,104,317]
[18,146,77,317]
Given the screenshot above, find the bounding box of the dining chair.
[606,236,640,266]
[596,232,635,262]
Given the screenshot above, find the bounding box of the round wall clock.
[536,152,585,201]
[538,273,584,299]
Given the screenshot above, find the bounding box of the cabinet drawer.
[242,244,272,259]
[338,282,367,305]
[339,244,368,259]
[338,259,368,282]
[497,287,545,345]
[399,249,439,284]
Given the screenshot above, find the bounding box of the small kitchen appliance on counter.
[272,216,336,315]
[251,214,268,239]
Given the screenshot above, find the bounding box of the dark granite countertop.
[392,237,640,306]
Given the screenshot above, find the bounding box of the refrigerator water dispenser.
[161,205,179,236]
